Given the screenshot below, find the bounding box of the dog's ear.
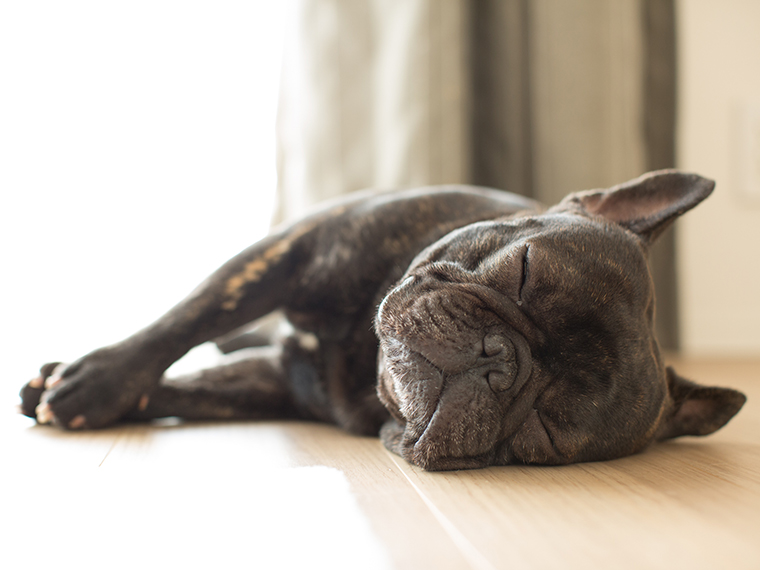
[560,170,715,243]
[656,367,746,441]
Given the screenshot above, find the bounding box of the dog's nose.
[483,332,510,357]
[410,331,520,394]
[481,333,519,392]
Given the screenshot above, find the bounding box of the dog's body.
[20,170,746,470]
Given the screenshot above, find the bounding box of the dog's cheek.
[379,418,405,455]
[412,379,502,464]
[376,357,405,423]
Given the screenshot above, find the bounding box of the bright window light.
[0,1,289,394]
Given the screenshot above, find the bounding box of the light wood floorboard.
[3,358,758,569]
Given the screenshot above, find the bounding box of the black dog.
[19,170,746,470]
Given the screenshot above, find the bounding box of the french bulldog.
[19,170,746,470]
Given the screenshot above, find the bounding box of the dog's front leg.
[20,221,316,430]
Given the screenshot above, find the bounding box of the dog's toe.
[28,376,44,389]
[44,363,67,390]
[19,362,66,421]
[35,402,55,424]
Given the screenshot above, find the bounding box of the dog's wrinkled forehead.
[405,215,545,273]
[399,212,653,321]
[410,212,643,269]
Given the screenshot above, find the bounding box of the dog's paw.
[19,349,158,430]
[19,362,64,419]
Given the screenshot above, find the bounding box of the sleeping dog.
[19,170,746,470]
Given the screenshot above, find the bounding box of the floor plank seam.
[387,451,497,570]
[98,434,122,467]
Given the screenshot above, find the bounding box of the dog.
[19,170,746,470]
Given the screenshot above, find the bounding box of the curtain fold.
[275,0,677,347]
[275,0,471,223]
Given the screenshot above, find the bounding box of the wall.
[677,0,760,355]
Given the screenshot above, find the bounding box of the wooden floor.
[3,358,759,570]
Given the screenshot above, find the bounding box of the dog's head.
[374,170,746,470]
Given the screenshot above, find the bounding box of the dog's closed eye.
[518,245,529,306]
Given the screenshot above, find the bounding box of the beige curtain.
[275,0,471,222]
[275,0,678,347]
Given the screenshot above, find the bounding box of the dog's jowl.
[20,170,746,471]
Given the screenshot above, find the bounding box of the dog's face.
[374,171,746,470]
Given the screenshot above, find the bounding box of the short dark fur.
[20,170,746,470]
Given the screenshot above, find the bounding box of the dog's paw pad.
[68,415,87,429]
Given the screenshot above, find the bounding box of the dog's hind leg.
[214,311,289,355]
[122,346,302,422]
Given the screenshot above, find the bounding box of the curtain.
[275,0,678,348]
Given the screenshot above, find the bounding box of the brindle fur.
[20,171,746,470]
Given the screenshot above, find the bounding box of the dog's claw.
[36,402,54,424]
[44,363,67,389]
[28,376,44,389]
[45,376,62,390]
